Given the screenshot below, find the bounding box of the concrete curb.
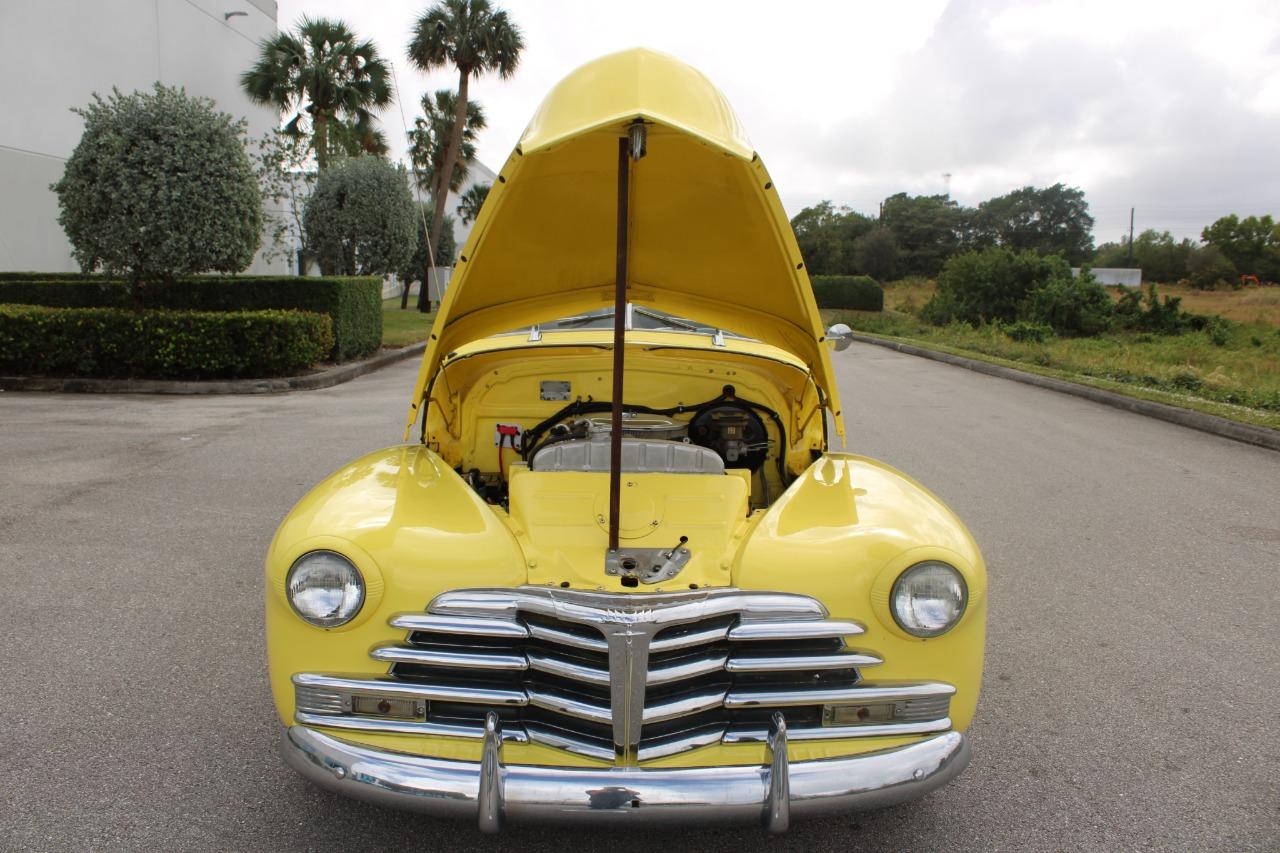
[849,333,1280,452]
[0,342,426,396]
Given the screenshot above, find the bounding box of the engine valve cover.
[532,437,724,474]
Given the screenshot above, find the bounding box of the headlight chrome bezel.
[890,560,968,638]
[286,550,366,628]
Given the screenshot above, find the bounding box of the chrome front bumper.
[282,716,969,832]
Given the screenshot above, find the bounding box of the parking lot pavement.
[1,346,1277,851]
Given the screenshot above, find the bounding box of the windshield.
[499,304,756,341]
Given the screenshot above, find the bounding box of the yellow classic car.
[266,48,985,831]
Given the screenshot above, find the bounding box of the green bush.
[304,156,417,276]
[1004,321,1053,343]
[51,85,261,281]
[0,305,332,379]
[810,275,884,311]
[1024,269,1113,336]
[923,248,1070,326]
[1114,284,1191,334]
[0,275,380,360]
[0,272,112,282]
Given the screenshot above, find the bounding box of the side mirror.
[825,323,854,352]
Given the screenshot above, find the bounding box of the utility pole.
[1128,207,1135,264]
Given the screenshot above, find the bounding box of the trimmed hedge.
[0,272,108,282]
[810,275,884,311]
[0,275,380,361]
[0,305,334,379]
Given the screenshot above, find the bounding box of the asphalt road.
[2,342,1277,851]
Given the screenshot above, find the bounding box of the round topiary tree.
[303,156,417,276]
[52,84,262,283]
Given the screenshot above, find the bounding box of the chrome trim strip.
[390,614,528,638]
[646,651,728,685]
[294,711,530,742]
[293,673,527,707]
[522,724,617,762]
[294,711,950,744]
[726,651,882,672]
[642,687,727,724]
[526,687,613,724]
[370,645,528,670]
[429,587,827,629]
[478,712,504,834]
[648,623,729,652]
[525,650,610,685]
[728,620,864,641]
[527,622,609,652]
[724,718,953,743]
[634,727,725,762]
[725,681,956,709]
[763,713,790,833]
[282,726,971,827]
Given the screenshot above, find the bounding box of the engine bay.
[422,344,828,512]
[471,387,784,508]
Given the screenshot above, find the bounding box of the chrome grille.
[295,586,955,762]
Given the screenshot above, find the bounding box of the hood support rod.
[607,136,631,554]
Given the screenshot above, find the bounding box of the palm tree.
[408,0,523,310]
[407,89,486,199]
[330,116,391,159]
[242,16,393,170]
[457,183,490,225]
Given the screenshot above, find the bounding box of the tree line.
[241,1,520,309]
[793,188,1280,287]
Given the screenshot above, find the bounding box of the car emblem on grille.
[602,607,655,625]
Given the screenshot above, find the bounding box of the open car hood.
[406,48,844,439]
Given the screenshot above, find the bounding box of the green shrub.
[1114,284,1190,334]
[810,275,884,311]
[0,272,114,282]
[304,156,417,276]
[51,85,261,281]
[0,275,380,360]
[1004,321,1053,343]
[1024,269,1113,336]
[1170,370,1202,391]
[0,305,332,379]
[924,247,1070,326]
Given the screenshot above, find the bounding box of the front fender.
[264,445,527,725]
[734,453,987,731]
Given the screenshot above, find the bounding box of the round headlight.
[890,561,967,637]
[286,551,364,628]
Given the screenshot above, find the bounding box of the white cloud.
[276,0,1280,241]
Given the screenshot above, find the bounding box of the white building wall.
[0,0,286,273]
[1072,267,1143,286]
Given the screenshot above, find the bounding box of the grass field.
[884,278,1280,327]
[1147,282,1280,326]
[829,280,1280,429]
[382,298,436,347]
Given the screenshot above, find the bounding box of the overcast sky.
[278,0,1280,243]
